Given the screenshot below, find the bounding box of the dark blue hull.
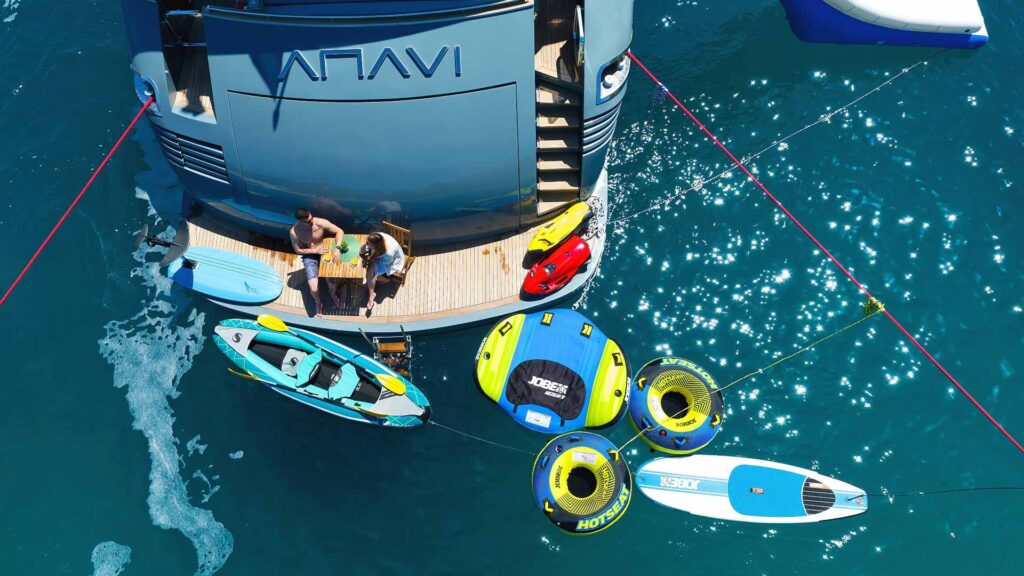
[780,0,988,49]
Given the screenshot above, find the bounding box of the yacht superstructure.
[121,0,634,332]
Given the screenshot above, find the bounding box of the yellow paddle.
[257,314,289,332]
[227,367,262,381]
[375,373,407,395]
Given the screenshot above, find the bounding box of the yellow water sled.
[527,202,591,254]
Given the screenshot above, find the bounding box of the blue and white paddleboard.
[167,246,284,304]
[636,455,868,523]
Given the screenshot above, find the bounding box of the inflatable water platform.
[780,0,988,49]
[476,309,629,433]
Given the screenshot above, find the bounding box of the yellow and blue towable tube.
[628,357,724,455]
[531,432,631,535]
[475,309,629,434]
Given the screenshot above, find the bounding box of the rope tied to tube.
[429,420,536,457]
[625,50,1023,455]
[617,300,885,452]
[716,299,884,396]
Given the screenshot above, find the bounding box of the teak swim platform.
[186,184,607,334]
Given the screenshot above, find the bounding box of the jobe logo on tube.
[528,375,568,399]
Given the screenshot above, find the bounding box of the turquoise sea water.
[2,1,1023,574]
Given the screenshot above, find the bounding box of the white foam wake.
[94,117,234,574]
[98,240,234,574]
[91,541,132,576]
[2,0,20,23]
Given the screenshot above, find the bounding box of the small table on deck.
[317,234,367,280]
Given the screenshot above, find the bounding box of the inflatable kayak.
[528,202,591,254]
[476,309,629,433]
[213,316,430,427]
[523,235,591,296]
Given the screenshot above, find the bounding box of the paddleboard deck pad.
[167,246,283,304]
[637,455,867,523]
[476,309,629,433]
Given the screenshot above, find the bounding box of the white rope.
[608,55,939,226]
[428,420,536,455]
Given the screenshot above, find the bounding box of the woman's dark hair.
[294,208,310,221]
[365,232,386,259]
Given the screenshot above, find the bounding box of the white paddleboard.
[636,455,868,523]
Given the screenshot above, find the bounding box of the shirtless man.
[290,208,344,317]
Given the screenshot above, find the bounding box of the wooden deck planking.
[175,49,215,115]
[188,213,544,323]
[535,0,579,84]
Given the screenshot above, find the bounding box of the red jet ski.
[523,236,591,296]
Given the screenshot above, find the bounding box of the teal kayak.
[212,318,430,427]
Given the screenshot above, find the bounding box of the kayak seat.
[296,350,324,386]
[248,341,313,382]
[280,349,308,378]
[328,364,361,401]
[349,378,383,403]
[250,341,290,372]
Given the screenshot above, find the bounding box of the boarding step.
[359,328,413,378]
[537,152,580,172]
[538,173,580,193]
[536,84,581,107]
[537,109,580,130]
[537,131,580,151]
[537,191,581,216]
[535,72,581,93]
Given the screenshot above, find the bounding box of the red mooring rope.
[0,97,154,309]
[626,51,1024,454]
